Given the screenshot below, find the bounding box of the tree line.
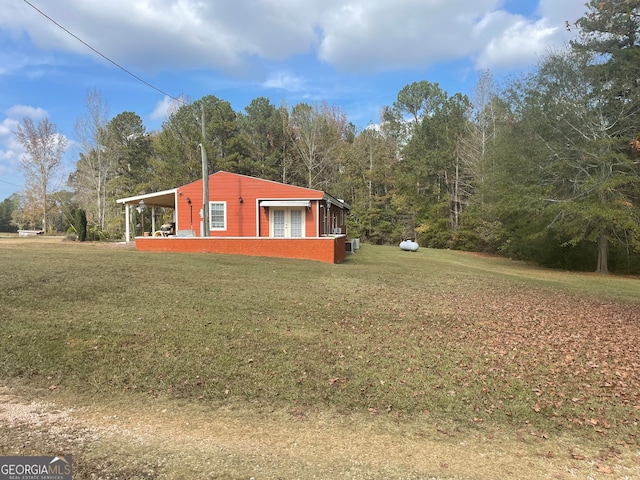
[4,0,640,274]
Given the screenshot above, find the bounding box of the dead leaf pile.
[333,282,640,440]
[445,287,640,432]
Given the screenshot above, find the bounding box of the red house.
[117,171,351,263]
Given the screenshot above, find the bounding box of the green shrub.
[74,208,87,242]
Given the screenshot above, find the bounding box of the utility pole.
[199,103,209,236]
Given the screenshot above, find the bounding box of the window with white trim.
[290,210,302,237]
[209,201,227,230]
[273,210,285,237]
[269,208,305,238]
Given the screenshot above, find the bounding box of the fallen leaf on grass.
[569,448,586,460]
[596,464,613,474]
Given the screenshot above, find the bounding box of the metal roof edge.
[322,193,351,210]
[116,188,178,204]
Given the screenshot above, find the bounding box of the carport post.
[125,204,131,242]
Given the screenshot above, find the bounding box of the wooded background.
[4,0,640,274]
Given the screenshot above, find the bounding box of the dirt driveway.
[1,387,639,479]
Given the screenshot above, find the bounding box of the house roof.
[116,188,178,208]
[115,171,350,210]
[323,193,350,211]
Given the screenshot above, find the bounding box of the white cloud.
[150,96,174,121]
[262,72,307,91]
[0,0,320,75]
[0,106,44,164]
[6,105,48,120]
[538,0,586,27]
[317,0,500,73]
[472,0,584,71]
[475,15,557,69]
[150,94,191,121]
[0,0,588,77]
[0,117,19,138]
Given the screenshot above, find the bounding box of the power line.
[22,0,183,103]
[0,177,23,188]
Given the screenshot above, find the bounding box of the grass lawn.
[1,237,639,478]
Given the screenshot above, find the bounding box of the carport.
[116,188,178,242]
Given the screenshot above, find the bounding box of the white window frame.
[272,209,285,237]
[269,207,305,238]
[209,201,227,231]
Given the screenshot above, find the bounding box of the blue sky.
[0,0,587,200]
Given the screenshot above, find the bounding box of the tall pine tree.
[568,0,640,272]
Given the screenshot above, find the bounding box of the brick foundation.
[134,235,347,264]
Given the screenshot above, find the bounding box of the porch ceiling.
[116,189,178,208]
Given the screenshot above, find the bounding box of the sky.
[0,0,588,201]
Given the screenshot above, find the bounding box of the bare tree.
[288,102,346,189]
[72,88,112,230]
[14,117,67,233]
[473,69,499,157]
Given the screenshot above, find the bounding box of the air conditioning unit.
[345,240,354,253]
[333,227,342,234]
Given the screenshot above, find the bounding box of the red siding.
[176,171,327,237]
[135,236,347,264]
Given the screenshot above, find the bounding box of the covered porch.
[116,189,178,242]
